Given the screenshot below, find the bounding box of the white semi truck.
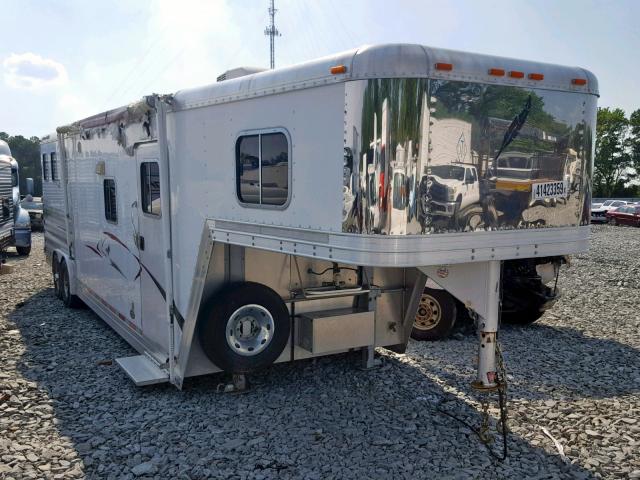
[0,140,32,257]
[42,44,597,393]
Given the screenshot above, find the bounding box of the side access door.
[135,144,169,360]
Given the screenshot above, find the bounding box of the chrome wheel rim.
[414,293,441,331]
[226,304,274,356]
[468,213,483,230]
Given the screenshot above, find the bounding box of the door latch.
[135,234,145,251]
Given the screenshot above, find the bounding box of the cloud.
[3,52,68,89]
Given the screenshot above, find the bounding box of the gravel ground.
[1,228,639,479]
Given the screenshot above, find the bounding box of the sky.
[1,0,639,138]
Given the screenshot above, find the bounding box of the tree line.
[594,108,640,198]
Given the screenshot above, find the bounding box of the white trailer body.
[43,44,598,389]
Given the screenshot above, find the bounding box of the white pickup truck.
[424,163,480,221]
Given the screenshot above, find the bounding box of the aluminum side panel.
[168,83,345,316]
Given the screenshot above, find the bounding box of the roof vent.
[216,67,268,82]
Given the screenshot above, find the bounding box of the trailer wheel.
[59,259,82,308]
[16,246,31,256]
[411,288,457,341]
[52,255,62,299]
[198,282,290,373]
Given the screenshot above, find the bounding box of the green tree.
[629,109,640,171]
[593,108,631,197]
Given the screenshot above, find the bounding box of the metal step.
[116,355,169,386]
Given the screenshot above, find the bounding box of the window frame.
[50,152,59,182]
[103,177,118,224]
[140,161,162,218]
[234,127,292,210]
[42,153,50,182]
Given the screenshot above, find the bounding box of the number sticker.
[532,180,569,201]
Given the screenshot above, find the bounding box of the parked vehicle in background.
[0,148,13,253]
[606,205,640,227]
[591,200,627,223]
[411,256,564,341]
[0,139,32,256]
[20,196,44,230]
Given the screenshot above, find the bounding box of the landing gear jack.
[419,261,509,460]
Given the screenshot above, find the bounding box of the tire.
[16,245,31,256]
[411,288,457,341]
[458,204,484,231]
[609,217,617,226]
[501,309,544,325]
[59,259,82,308]
[198,282,291,373]
[52,255,62,299]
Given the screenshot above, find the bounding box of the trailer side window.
[141,162,161,216]
[50,152,58,181]
[103,179,117,223]
[42,154,50,182]
[236,131,288,206]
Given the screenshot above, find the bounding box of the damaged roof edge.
[56,98,157,134]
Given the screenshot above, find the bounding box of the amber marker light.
[330,65,347,74]
[509,70,525,78]
[435,63,453,71]
[572,78,587,86]
[528,73,544,81]
[488,68,505,76]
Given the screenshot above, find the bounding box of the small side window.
[236,131,289,207]
[103,179,117,223]
[11,167,18,188]
[42,153,50,181]
[51,152,58,181]
[141,162,161,216]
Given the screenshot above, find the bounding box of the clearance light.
[528,73,544,81]
[435,63,453,71]
[509,70,524,78]
[488,68,505,76]
[572,78,587,86]
[330,65,347,74]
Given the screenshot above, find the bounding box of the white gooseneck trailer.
[43,44,598,389]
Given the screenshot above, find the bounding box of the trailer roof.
[172,43,598,110]
[58,43,599,132]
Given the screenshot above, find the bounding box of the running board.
[116,355,169,386]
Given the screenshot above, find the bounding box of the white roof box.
[216,66,268,82]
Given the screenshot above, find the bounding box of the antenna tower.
[264,0,280,69]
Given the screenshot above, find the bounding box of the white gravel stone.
[1,228,639,478]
